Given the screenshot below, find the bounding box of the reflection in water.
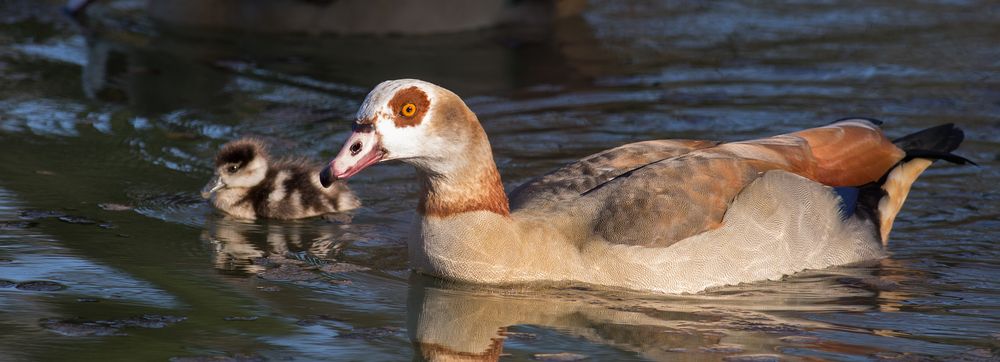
[76,10,605,112]
[405,260,965,361]
[0,188,182,308]
[73,0,586,36]
[201,215,349,274]
[0,0,997,360]
[79,29,232,114]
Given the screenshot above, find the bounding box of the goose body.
[320,79,968,294]
[202,138,359,220]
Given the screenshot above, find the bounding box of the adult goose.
[320,79,969,294]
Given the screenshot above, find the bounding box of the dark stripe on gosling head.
[216,138,267,167]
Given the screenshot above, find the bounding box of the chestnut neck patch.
[418,165,511,218]
[388,86,430,128]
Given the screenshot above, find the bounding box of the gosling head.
[201,138,270,199]
[319,79,483,187]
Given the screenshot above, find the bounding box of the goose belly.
[582,170,885,294]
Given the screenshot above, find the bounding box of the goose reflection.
[405,262,918,361]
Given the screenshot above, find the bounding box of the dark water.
[1,1,998,360]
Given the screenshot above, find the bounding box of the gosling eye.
[227,165,239,174]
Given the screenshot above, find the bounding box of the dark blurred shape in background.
[68,0,586,35]
[66,0,600,112]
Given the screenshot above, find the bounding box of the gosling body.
[202,138,359,220]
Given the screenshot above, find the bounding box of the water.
[0,0,997,360]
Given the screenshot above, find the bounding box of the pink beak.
[320,129,384,187]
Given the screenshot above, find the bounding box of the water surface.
[0,1,998,360]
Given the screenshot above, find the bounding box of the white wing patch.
[268,171,289,204]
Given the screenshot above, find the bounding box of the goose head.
[201,138,269,199]
[320,79,487,186]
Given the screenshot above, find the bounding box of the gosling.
[201,138,360,220]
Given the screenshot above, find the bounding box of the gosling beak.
[320,128,384,187]
[201,176,225,199]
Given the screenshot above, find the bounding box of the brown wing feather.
[585,119,905,247]
[591,155,760,247]
[787,120,905,186]
[508,139,719,210]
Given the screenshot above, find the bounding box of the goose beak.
[201,176,225,199]
[321,129,384,187]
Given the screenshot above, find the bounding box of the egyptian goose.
[319,79,969,294]
[202,138,359,220]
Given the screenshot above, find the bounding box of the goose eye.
[401,103,417,117]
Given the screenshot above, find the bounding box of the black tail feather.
[902,150,976,166]
[892,123,973,165]
[853,123,973,244]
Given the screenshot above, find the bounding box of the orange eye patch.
[388,86,430,128]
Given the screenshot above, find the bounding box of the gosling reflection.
[406,264,916,362]
[200,215,348,274]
